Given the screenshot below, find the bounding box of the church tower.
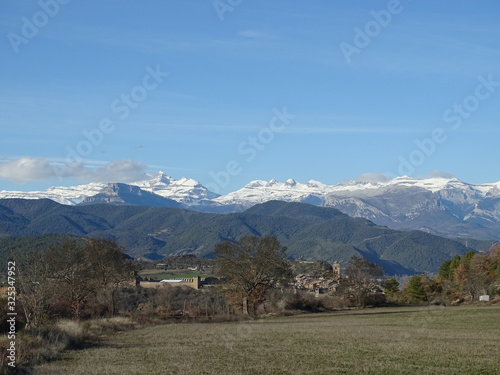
[332,261,341,279]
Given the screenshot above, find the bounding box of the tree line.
[2,234,390,333]
[5,234,497,333]
[11,238,133,328]
[395,245,500,305]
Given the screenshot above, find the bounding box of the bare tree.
[84,238,134,316]
[15,249,53,328]
[338,256,383,307]
[16,238,133,323]
[214,235,293,315]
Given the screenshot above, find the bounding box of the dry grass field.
[34,306,500,375]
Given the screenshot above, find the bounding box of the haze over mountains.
[2,172,500,240]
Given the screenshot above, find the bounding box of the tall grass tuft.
[1,317,135,374]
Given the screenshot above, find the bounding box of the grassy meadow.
[34,306,500,375]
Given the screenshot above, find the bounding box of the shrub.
[284,292,326,312]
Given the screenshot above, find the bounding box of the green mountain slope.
[0,234,83,266]
[0,199,477,274]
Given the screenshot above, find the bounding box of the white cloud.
[85,160,148,182]
[0,157,56,183]
[0,157,147,184]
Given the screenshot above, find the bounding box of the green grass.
[34,306,500,375]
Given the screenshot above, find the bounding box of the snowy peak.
[339,175,460,191]
[0,172,219,207]
[2,174,499,208]
[213,176,500,212]
[2,173,500,240]
[385,176,466,192]
[147,171,175,185]
[132,172,219,205]
[214,178,329,206]
[0,182,106,205]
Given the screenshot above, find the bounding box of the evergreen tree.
[406,275,428,303]
[382,278,399,296]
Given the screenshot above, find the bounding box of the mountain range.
[2,172,500,240]
[0,198,491,275]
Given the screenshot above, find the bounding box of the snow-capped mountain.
[214,176,500,239]
[81,182,184,208]
[213,178,331,207]
[2,172,500,239]
[132,171,219,205]
[0,183,106,205]
[0,172,218,206]
[214,176,495,206]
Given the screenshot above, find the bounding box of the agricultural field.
[35,306,500,375]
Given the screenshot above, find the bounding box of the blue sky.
[1,0,500,194]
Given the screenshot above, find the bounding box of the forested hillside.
[0,199,491,274]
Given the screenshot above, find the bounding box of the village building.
[293,261,342,295]
[139,276,201,289]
